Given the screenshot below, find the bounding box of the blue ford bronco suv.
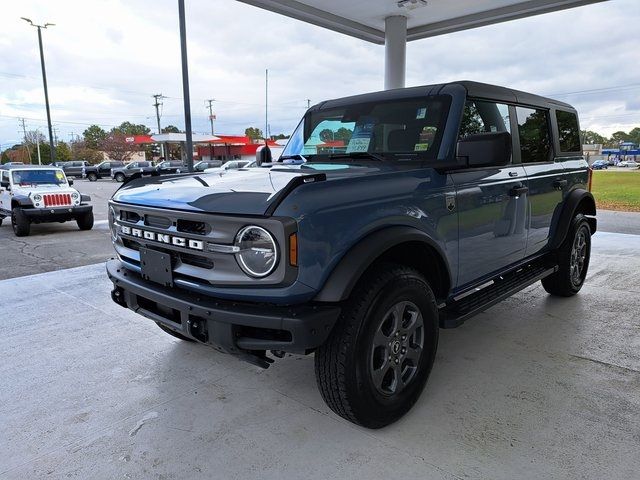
[107,81,596,428]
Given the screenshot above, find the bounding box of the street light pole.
[22,18,55,163]
[177,0,194,172]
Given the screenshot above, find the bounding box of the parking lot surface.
[0,180,118,280]
[1,231,638,479]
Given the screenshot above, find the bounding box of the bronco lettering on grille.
[120,225,204,251]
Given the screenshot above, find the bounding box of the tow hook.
[111,287,127,308]
[187,318,208,343]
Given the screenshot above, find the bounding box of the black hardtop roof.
[316,80,575,112]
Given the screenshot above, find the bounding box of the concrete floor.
[1,233,639,480]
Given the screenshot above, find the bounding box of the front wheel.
[542,213,591,296]
[314,263,439,428]
[12,207,30,237]
[76,211,94,231]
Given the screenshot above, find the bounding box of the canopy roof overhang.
[238,0,605,44]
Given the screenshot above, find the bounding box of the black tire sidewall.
[565,218,591,291]
[88,173,97,181]
[346,271,439,426]
[11,208,29,236]
[115,173,125,182]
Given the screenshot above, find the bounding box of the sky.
[0,0,639,150]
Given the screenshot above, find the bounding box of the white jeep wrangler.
[0,165,93,237]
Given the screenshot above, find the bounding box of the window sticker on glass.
[55,171,65,181]
[346,117,375,153]
[414,143,430,151]
[416,107,427,120]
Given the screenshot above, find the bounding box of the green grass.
[591,170,640,212]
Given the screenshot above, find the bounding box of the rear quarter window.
[556,110,581,152]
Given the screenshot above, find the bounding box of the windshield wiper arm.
[328,152,386,162]
[280,154,308,162]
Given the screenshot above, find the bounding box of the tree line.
[2,123,290,165]
[582,127,640,148]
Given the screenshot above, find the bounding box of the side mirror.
[456,132,511,168]
[1,180,9,189]
[68,178,74,186]
[255,145,272,166]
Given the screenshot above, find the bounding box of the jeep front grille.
[43,193,71,207]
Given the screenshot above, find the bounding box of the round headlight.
[33,194,42,202]
[108,206,118,242]
[234,226,278,278]
[71,192,79,200]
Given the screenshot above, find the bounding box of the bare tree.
[99,134,141,163]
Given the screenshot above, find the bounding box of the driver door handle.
[509,186,529,197]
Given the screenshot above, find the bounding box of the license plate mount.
[139,247,173,287]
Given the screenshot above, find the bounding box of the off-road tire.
[76,211,94,231]
[314,262,439,428]
[156,322,195,342]
[87,172,98,182]
[11,207,30,237]
[115,173,125,183]
[0,217,3,227]
[542,213,591,297]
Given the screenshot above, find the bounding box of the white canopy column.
[384,15,407,90]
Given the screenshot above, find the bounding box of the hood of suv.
[112,168,312,215]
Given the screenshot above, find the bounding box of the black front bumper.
[23,205,92,222]
[106,260,340,364]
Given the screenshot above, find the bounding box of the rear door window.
[516,107,552,163]
[556,110,581,152]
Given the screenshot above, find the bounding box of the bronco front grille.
[43,193,71,207]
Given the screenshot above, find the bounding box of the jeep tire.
[76,211,94,231]
[156,322,195,342]
[115,173,125,183]
[542,213,591,297]
[87,172,98,182]
[11,207,30,237]
[314,262,439,428]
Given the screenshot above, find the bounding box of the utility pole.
[306,98,311,109]
[19,118,32,162]
[265,69,268,141]
[152,93,165,158]
[206,99,215,135]
[178,0,194,172]
[21,18,55,163]
[36,133,42,165]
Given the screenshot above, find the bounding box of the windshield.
[282,96,450,162]
[12,169,67,185]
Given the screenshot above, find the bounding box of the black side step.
[439,262,558,329]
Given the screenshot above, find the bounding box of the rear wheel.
[76,211,94,231]
[11,207,30,237]
[115,173,125,182]
[87,172,98,181]
[156,323,195,342]
[542,213,591,296]
[314,263,439,428]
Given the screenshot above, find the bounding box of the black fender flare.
[548,189,596,250]
[314,226,451,303]
[11,195,33,208]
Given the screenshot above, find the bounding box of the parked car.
[110,161,155,182]
[155,160,186,175]
[194,160,223,172]
[0,165,93,236]
[107,80,597,428]
[82,161,125,181]
[202,160,251,175]
[591,160,608,170]
[618,159,639,168]
[60,161,91,178]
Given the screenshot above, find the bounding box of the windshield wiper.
[328,152,387,162]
